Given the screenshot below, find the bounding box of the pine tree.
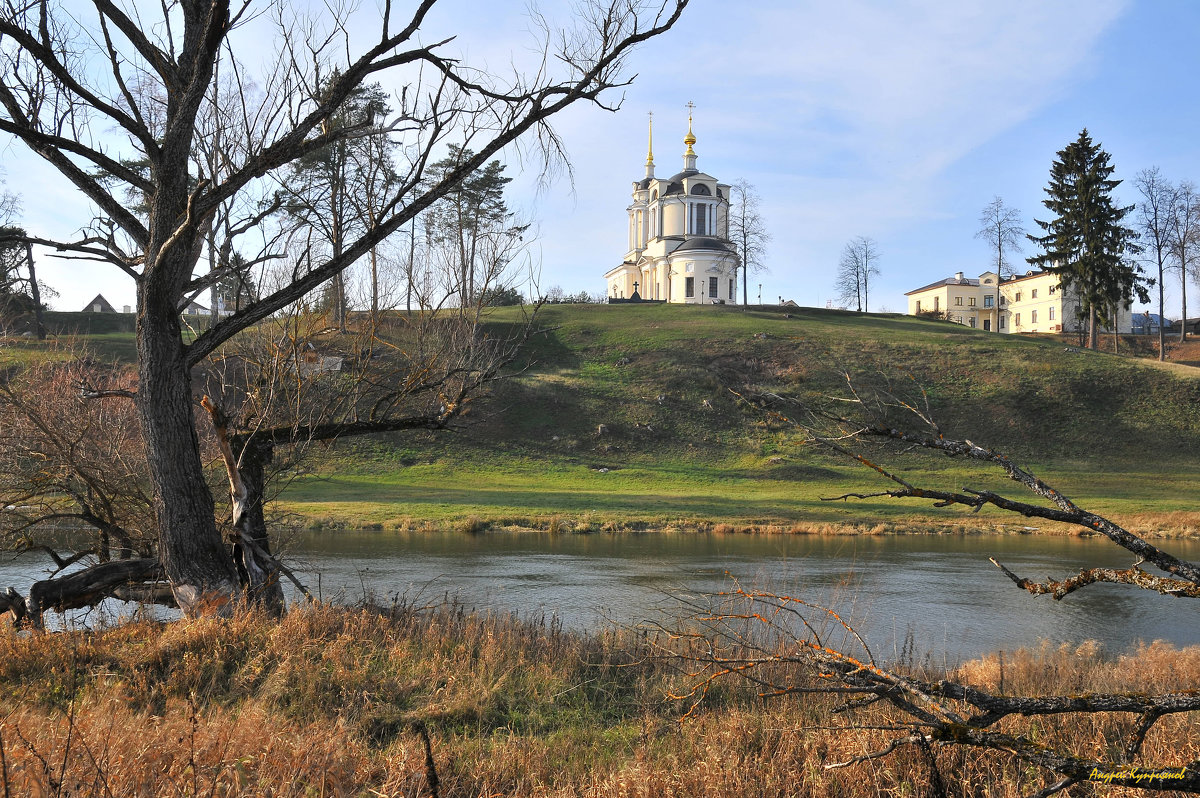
[1028,129,1148,349]
[279,79,396,330]
[425,146,525,308]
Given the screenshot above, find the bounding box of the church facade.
[605,112,739,303]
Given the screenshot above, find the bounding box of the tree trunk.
[1088,305,1098,349]
[370,244,379,322]
[26,558,166,629]
[1158,258,1166,360]
[1181,267,1189,343]
[137,272,240,616]
[24,242,44,340]
[233,441,286,614]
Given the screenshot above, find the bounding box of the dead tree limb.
[701,380,1200,793]
[24,557,168,629]
[657,586,1200,794]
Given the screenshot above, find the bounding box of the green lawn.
[275,304,1200,535]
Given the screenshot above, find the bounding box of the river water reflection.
[3,530,1197,661]
[283,530,1200,661]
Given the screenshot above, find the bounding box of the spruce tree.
[1028,129,1148,349]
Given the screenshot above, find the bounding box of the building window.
[1000,317,1006,330]
[1015,313,1021,326]
[1049,285,1056,295]
[969,316,976,328]
[1032,289,1038,299]
[999,295,1006,305]
[968,297,977,307]
[729,279,735,300]
[954,296,963,306]
[685,277,694,298]
[1049,307,1055,320]
[984,295,994,308]
[1015,292,1022,302]
[934,296,940,311]
[708,276,718,298]
[916,300,922,313]
[1031,310,1038,323]
[692,203,707,235]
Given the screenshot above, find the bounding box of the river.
[3,530,1197,661]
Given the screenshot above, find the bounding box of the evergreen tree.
[425,146,526,308]
[1028,129,1149,349]
[279,79,396,330]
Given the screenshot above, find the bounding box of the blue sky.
[12,0,1200,316]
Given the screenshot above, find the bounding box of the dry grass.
[0,605,1197,797]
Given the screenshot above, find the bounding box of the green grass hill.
[277,304,1200,536]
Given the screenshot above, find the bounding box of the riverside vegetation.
[1,604,1198,796]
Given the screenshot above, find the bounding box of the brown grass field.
[1,604,1196,797]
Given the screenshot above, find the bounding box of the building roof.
[1003,269,1052,284]
[672,236,734,253]
[904,276,978,296]
[81,293,117,313]
[659,169,719,196]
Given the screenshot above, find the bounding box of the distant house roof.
[1003,269,1052,284]
[81,294,117,313]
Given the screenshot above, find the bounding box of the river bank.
[289,512,1200,538]
[2,603,1196,797]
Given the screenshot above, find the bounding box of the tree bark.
[1181,267,1189,343]
[137,265,240,616]
[23,241,44,339]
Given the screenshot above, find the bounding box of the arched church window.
[690,184,711,196]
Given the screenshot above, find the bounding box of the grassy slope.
[276,304,1200,534]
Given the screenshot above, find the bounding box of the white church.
[605,110,739,303]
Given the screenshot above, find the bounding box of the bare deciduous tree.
[835,236,880,312]
[0,0,689,615]
[1135,168,1174,360]
[1168,181,1200,342]
[975,196,1024,330]
[727,179,769,305]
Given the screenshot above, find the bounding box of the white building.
[605,111,739,303]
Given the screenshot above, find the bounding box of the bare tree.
[727,179,769,305]
[1134,168,1174,360]
[835,236,880,312]
[0,0,689,616]
[974,196,1024,330]
[662,382,1200,796]
[1168,181,1200,342]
